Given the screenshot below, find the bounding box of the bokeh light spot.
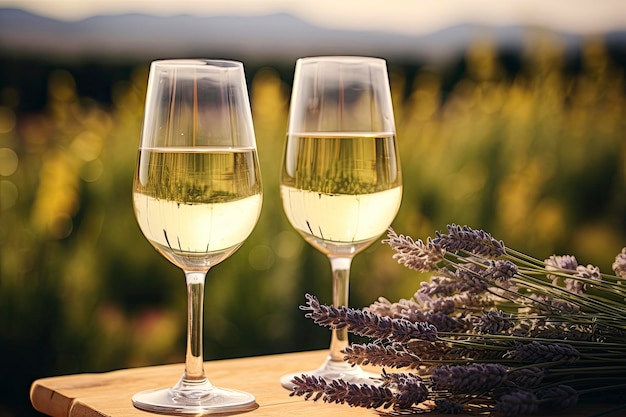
[248,244,275,271]
[273,230,303,259]
[0,148,18,176]
[71,131,102,161]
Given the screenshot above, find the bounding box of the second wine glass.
[280,56,402,388]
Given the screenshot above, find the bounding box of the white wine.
[281,133,401,254]
[281,186,402,243]
[133,147,262,270]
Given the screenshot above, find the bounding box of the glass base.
[132,378,257,415]
[280,356,381,390]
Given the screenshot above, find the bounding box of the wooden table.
[30,350,617,416]
[31,350,386,417]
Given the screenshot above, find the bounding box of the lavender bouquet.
[290,225,626,416]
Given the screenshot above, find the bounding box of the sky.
[2,0,626,35]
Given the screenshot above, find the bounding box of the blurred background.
[0,1,624,415]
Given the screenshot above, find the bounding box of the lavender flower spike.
[612,247,626,278]
[431,363,508,394]
[495,390,538,417]
[483,260,518,283]
[433,224,505,258]
[545,254,578,281]
[323,379,396,409]
[290,372,429,411]
[301,294,437,342]
[435,399,465,414]
[507,367,545,389]
[475,310,515,335]
[538,385,579,410]
[342,342,417,368]
[383,228,444,272]
[381,370,429,410]
[505,341,580,365]
[289,374,327,401]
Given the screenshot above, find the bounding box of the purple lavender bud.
[538,384,579,410]
[289,374,327,401]
[418,278,458,296]
[475,310,515,334]
[435,399,465,414]
[301,294,438,342]
[575,264,601,281]
[424,311,472,332]
[293,372,429,411]
[492,384,517,401]
[613,247,626,278]
[483,260,518,283]
[387,315,438,342]
[323,379,396,409]
[505,341,580,364]
[431,297,456,315]
[507,367,545,388]
[431,363,508,394]
[382,370,429,409]
[545,254,578,280]
[342,342,417,368]
[290,374,392,408]
[560,263,601,294]
[449,346,506,361]
[433,224,505,258]
[495,390,538,416]
[368,297,428,323]
[383,228,444,272]
[563,277,586,295]
[456,264,491,293]
[367,297,395,316]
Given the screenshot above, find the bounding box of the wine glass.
[131,59,262,414]
[279,56,402,388]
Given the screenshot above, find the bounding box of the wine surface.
[133,147,262,269]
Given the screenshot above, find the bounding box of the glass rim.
[296,55,386,65]
[150,58,244,69]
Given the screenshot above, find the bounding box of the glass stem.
[182,271,208,383]
[328,257,352,362]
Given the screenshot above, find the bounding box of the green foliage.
[0,36,624,416]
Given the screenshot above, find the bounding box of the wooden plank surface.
[31,350,383,417]
[30,350,618,416]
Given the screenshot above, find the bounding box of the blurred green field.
[0,35,624,416]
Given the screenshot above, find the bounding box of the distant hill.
[2,7,619,63]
